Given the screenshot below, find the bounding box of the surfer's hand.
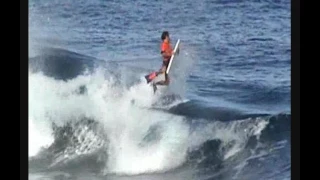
[176,48,180,55]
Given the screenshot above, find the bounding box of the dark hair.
[161,31,169,40]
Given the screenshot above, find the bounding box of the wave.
[28,48,290,177]
[29,108,289,175]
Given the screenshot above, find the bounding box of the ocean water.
[28,0,291,179]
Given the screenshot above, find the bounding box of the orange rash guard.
[161,42,173,62]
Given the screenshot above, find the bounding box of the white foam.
[188,118,269,160]
[28,68,190,174]
[105,117,189,175]
[29,117,54,157]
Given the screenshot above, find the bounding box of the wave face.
[29,0,290,179]
[28,48,290,180]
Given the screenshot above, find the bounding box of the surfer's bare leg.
[159,65,166,73]
[154,63,170,86]
[155,72,169,86]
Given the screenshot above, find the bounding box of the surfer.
[156,31,174,85]
[144,31,179,92]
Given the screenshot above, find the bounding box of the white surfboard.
[166,39,180,74]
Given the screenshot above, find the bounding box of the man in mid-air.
[145,31,178,92]
[157,31,174,85]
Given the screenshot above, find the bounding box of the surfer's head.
[161,31,170,43]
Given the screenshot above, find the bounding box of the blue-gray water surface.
[29,0,290,179]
